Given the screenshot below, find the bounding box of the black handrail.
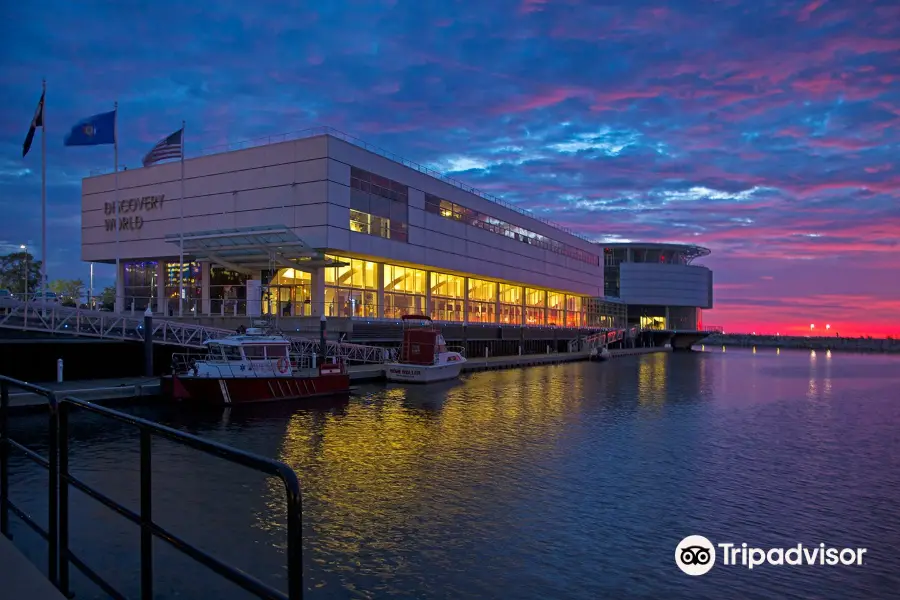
[0,375,59,587]
[0,375,303,599]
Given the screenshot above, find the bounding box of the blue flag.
[64,110,116,146]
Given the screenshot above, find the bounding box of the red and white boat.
[161,328,350,405]
[384,316,467,383]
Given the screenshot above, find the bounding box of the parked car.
[0,288,12,298]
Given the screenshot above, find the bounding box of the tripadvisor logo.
[675,536,868,575]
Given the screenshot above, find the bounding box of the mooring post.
[144,307,153,376]
[320,314,327,360]
[56,358,63,383]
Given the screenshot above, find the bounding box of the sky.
[0,0,898,337]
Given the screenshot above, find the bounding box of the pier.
[6,347,671,408]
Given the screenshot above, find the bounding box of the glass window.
[124,261,158,311]
[425,193,599,265]
[431,272,465,299]
[525,288,545,307]
[566,296,582,327]
[222,345,243,361]
[499,284,522,305]
[468,278,496,302]
[547,292,564,325]
[243,345,266,358]
[384,264,426,294]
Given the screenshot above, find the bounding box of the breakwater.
[704,333,900,353]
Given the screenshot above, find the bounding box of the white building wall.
[324,137,602,296]
[81,134,603,296]
[619,263,713,308]
[82,137,331,261]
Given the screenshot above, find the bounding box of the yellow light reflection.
[263,366,585,557]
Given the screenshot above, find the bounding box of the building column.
[520,286,526,326]
[115,261,125,313]
[463,277,469,324]
[155,261,166,315]
[201,261,211,315]
[376,263,385,318]
[425,270,433,319]
[543,290,548,325]
[665,305,670,330]
[310,267,325,317]
[494,282,500,324]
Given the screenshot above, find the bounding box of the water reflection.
[6,351,900,600]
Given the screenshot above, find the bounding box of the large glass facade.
[164,261,200,315]
[603,248,626,298]
[424,193,599,265]
[467,278,496,323]
[498,283,522,325]
[324,254,378,317]
[546,292,564,325]
[210,267,249,315]
[525,288,545,325]
[350,167,409,242]
[430,272,465,321]
[566,295,582,327]
[384,263,426,319]
[262,268,311,317]
[123,261,158,311]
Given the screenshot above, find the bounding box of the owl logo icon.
[83,124,95,137]
[675,535,716,575]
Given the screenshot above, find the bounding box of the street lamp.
[810,324,815,333]
[20,244,27,297]
[826,324,831,331]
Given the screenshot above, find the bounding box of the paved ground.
[0,536,65,599]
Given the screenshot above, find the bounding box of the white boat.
[384,315,467,383]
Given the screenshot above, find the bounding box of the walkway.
[0,536,65,599]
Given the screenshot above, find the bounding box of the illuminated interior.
[640,316,667,330]
[525,288,545,325]
[467,278,497,323]
[430,272,465,321]
[263,268,311,317]
[324,254,378,317]
[384,263,426,319]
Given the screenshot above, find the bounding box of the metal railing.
[0,376,59,585]
[0,299,235,348]
[0,375,303,600]
[88,125,594,243]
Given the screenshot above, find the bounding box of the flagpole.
[40,78,47,305]
[178,120,185,317]
[114,101,120,313]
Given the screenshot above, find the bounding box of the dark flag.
[142,127,184,167]
[22,91,45,157]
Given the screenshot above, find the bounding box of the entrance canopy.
[165,226,345,274]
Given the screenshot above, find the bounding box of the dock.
[6,376,159,410]
[5,347,670,408]
[0,536,65,599]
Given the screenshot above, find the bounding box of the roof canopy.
[164,226,345,274]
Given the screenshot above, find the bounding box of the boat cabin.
[399,315,449,365]
[194,328,295,378]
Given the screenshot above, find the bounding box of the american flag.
[142,127,183,167]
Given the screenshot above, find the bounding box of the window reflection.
[424,193,599,265]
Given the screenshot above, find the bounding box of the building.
[81,129,626,329]
[601,243,713,330]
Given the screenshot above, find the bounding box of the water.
[6,349,900,599]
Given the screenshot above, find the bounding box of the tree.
[49,279,85,307]
[99,285,116,311]
[0,251,42,294]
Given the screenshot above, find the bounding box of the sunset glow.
[2,0,898,336]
